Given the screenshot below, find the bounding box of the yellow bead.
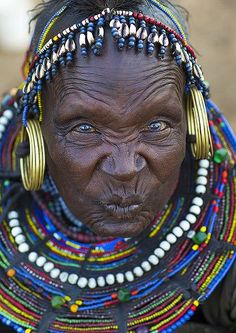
[193,300,199,307]
[7,268,16,278]
[70,304,79,313]
[192,244,199,251]
[75,300,83,306]
[25,329,32,333]
[53,36,59,41]
[200,226,207,232]
[64,296,71,302]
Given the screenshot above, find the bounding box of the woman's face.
[41,35,187,238]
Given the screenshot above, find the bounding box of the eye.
[77,123,96,133]
[148,120,168,132]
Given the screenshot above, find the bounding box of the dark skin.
[40,33,187,238]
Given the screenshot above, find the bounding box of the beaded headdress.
[20,0,208,126]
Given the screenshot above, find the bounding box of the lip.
[100,195,143,219]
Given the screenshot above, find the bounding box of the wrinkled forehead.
[43,31,185,112]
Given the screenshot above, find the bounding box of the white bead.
[179,220,190,231]
[0,123,6,133]
[154,248,165,258]
[106,274,115,285]
[9,219,20,227]
[53,233,61,240]
[88,278,97,289]
[3,109,13,120]
[159,241,171,252]
[141,261,152,272]
[68,274,78,285]
[50,268,60,279]
[189,205,201,216]
[28,252,38,263]
[15,234,26,245]
[11,227,22,237]
[196,176,207,186]
[199,159,210,169]
[97,276,106,287]
[166,234,177,244]
[196,185,206,194]
[148,255,159,266]
[197,168,208,176]
[77,277,87,288]
[60,272,69,283]
[187,230,196,239]
[44,262,55,273]
[125,271,135,282]
[0,117,8,126]
[192,197,204,207]
[0,133,2,140]
[133,266,144,277]
[18,243,29,253]
[36,256,47,267]
[186,214,197,224]
[116,273,125,284]
[172,226,183,238]
[8,211,18,219]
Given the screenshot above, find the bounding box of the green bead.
[51,296,66,309]
[192,232,207,245]
[213,148,228,164]
[3,180,10,187]
[118,288,131,302]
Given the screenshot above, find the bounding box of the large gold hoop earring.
[186,87,213,160]
[20,119,45,191]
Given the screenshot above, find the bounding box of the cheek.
[143,132,186,183]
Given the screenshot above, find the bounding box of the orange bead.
[7,268,16,278]
[111,293,117,299]
[70,304,78,313]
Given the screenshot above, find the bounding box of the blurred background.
[0,0,235,129]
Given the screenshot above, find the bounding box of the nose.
[99,144,147,181]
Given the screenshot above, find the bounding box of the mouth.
[100,195,143,219]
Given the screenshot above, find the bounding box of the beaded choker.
[0,94,235,333]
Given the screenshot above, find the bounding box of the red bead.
[137,13,144,20]
[222,171,228,178]
[133,12,138,19]
[209,120,214,126]
[111,293,117,299]
[219,192,224,198]
[191,306,197,311]
[216,143,222,149]
[149,18,156,25]
[222,179,227,184]
[213,206,219,213]
[144,15,150,23]
[131,290,138,296]
[89,16,95,22]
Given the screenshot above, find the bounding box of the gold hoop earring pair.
[20,119,45,191]
[186,87,213,160]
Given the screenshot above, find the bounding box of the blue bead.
[118,43,125,49]
[129,37,136,42]
[88,22,94,28]
[119,38,125,43]
[128,41,135,47]
[95,42,103,49]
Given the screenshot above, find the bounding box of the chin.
[90,214,153,238]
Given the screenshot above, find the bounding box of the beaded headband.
[20,3,208,127]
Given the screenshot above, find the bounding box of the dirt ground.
[0,0,235,130]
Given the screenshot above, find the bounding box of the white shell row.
[8,211,30,253]
[0,109,14,140]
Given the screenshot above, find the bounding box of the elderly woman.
[0,0,235,332]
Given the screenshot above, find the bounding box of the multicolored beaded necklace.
[0,92,235,333]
